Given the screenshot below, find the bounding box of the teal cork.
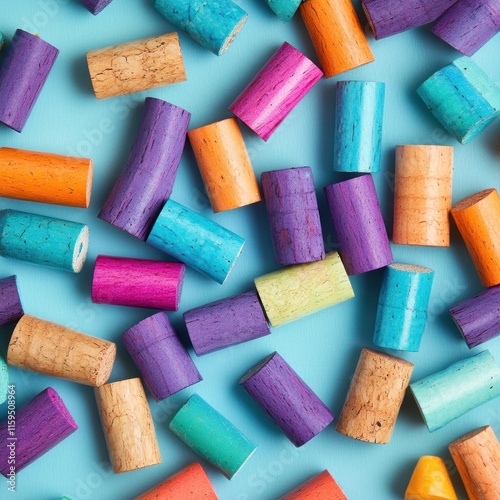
[266,0,301,21]
[0,210,89,273]
[374,263,434,352]
[169,394,257,478]
[0,356,8,405]
[417,57,500,144]
[410,350,500,432]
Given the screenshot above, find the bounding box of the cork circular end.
[85,160,94,208]
[94,341,117,387]
[73,226,90,273]
[361,3,377,39]
[239,352,277,384]
[390,263,434,274]
[173,264,186,310]
[219,238,245,284]
[449,425,491,447]
[46,387,78,430]
[452,188,497,212]
[218,15,247,56]
[226,444,257,479]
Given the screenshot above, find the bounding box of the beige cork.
[86,32,187,100]
[449,425,500,500]
[7,314,116,387]
[188,117,261,212]
[393,145,453,247]
[95,378,161,474]
[336,348,414,444]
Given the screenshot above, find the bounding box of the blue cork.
[266,0,301,21]
[334,81,385,173]
[374,263,434,352]
[0,356,8,405]
[154,0,247,55]
[147,199,245,284]
[410,350,500,432]
[0,209,89,273]
[417,57,500,144]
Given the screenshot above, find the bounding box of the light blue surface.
[0,2,499,500]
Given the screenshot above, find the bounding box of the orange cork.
[0,147,93,208]
[280,470,347,500]
[451,188,500,287]
[135,462,218,500]
[404,456,458,500]
[449,425,500,500]
[299,0,374,78]
[188,117,261,212]
[393,145,453,247]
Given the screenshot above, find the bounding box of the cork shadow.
[70,53,95,96]
[389,457,414,497]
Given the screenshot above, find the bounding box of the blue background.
[1,1,500,499]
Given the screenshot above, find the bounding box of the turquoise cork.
[373,263,434,352]
[0,209,89,273]
[333,81,385,173]
[410,350,500,432]
[154,0,247,55]
[169,394,257,478]
[147,198,244,284]
[0,356,8,405]
[417,56,500,144]
[266,0,301,21]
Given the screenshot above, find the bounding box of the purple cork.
[431,0,500,57]
[78,0,114,14]
[0,387,78,476]
[450,285,500,348]
[324,175,393,275]
[261,167,325,266]
[122,312,202,401]
[239,352,334,447]
[362,0,457,39]
[0,30,59,132]
[0,276,23,327]
[184,291,271,356]
[99,97,191,241]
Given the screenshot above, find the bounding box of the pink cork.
[229,42,323,141]
[91,255,185,310]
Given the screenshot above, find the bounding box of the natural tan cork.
[336,348,414,444]
[95,378,161,474]
[86,32,187,99]
[7,314,116,387]
[449,425,500,500]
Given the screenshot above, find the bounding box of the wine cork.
[79,0,114,14]
[451,188,500,287]
[147,198,245,284]
[184,290,271,356]
[410,350,500,431]
[87,32,186,99]
[169,394,256,478]
[0,387,78,476]
[450,284,500,348]
[417,57,500,144]
[92,255,185,311]
[188,118,261,212]
[261,167,324,265]
[374,263,434,352]
[0,30,59,132]
[404,456,457,500]
[134,462,218,500]
[240,352,334,447]
[362,0,457,39]
[0,147,93,208]
[333,81,385,173]
[154,0,247,56]
[431,0,500,57]
[95,378,161,473]
[0,209,89,273]
[254,252,354,327]
[229,42,322,141]
[324,175,393,275]
[7,315,116,387]
[300,0,374,78]
[266,0,301,22]
[0,275,23,327]
[99,97,190,241]
[280,470,347,499]
[393,145,453,246]
[336,348,413,443]
[449,425,500,500]
[122,312,202,401]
